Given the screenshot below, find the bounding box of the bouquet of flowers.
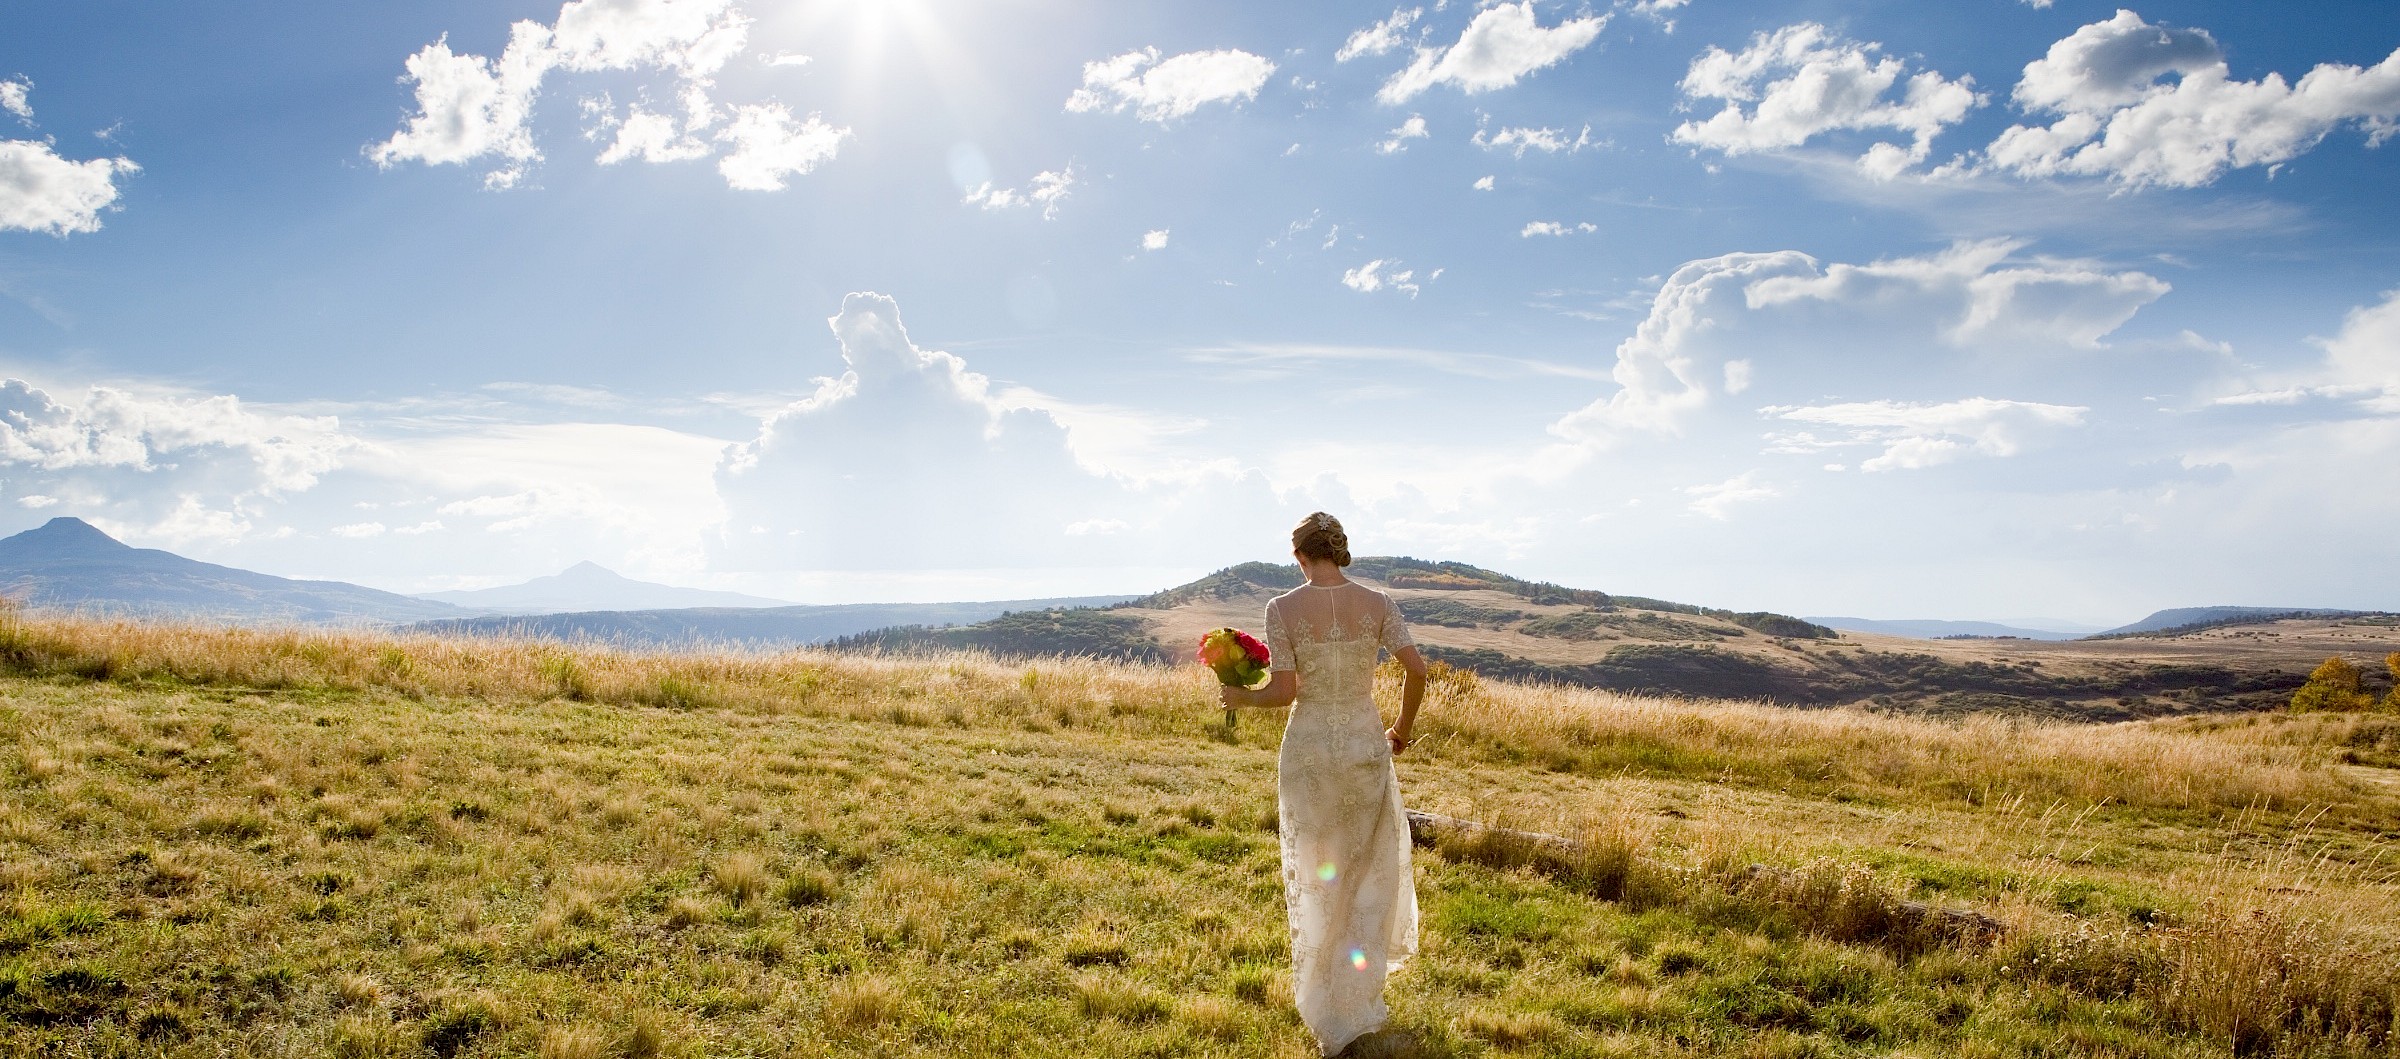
[1196,627,1271,689]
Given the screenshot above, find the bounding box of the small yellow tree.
[2290,655,2373,712]
[2386,653,2400,712]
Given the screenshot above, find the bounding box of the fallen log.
[1403,808,2005,945]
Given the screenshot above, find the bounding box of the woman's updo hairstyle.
[1292,512,1352,567]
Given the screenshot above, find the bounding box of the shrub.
[2289,656,2374,712]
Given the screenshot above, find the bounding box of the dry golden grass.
[0,609,2368,816]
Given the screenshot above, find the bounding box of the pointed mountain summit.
[0,517,462,624]
[417,562,796,614]
[0,516,134,560]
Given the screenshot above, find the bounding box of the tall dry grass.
[2007,827,2400,1057]
[0,607,2377,822]
[1385,662,2368,815]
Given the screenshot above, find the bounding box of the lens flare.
[1316,862,1338,883]
[1350,947,1369,971]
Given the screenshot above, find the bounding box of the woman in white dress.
[1220,512,1427,1056]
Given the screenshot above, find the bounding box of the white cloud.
[963,164,1076,220]
[1377,114,1430,154]
[0,140,139,235]
[136,497,252,549]
[373,0,842,189]
[1764,398,2090,471]
[1378,2,1606,104]
[1671,23,1982,180]
[0,77,141,234]
[1341,259,1422,298]
[17,495,57,509]
[1520,220,1596,237]
[369,23,561,184]
[0,379,351,491]
[594,106,713,165]
[1743,238,2168,349]
[714,104,849,191]
[1472,174,1494,190]
[2323,288,2400,403]
[1065,47,1275,123]
[1473,123,1597,157]
[0,378,359,545]
[1553,240,2165,444]
[1684,472,1779,519]
[549,0,749,76]
[2214,288,2400,415]
[332,522,388,539]
[1339,8,1423,63]
[0,78,30,121]
[1141,229,1170,251]
[1983,10,2400,188]
[1064,518,1129,536]
[763,52,811,67]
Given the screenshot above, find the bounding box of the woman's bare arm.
[1387,645,1427,754]
[1221,670,1296,711]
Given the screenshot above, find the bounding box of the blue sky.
[2,0,2396,624]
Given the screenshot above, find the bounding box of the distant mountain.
[1992,617,2111,636]
[418,561,794,614]
[0,517,462,625]
[2098,606,2375,637]
[405,597,1137,647]
[1807,617,2081,641]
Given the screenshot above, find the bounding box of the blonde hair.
[1291,512,1351,567]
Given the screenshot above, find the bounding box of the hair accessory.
[1312,512,1337,533]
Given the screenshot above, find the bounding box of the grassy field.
[2,611,2398,1057]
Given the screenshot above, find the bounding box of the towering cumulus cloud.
[715,294,1292,572]
[715,294,1116,570]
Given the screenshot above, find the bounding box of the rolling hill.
[2098,605,2375,637]
[0,517,462,625]
[833,557,2399,719]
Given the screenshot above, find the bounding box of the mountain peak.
[0,516,132,558]
[558,561,623,580]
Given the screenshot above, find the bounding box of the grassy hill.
[1,609,2397,1057]
[831,559,2394,720]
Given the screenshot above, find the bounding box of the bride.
[1220,512,1428,1056]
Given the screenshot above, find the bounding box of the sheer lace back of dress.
[1265,581,1414,718]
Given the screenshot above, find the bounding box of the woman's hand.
[1219,685,1242,709]
[1386,727,1411,755]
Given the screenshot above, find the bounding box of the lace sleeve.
[1378,591,1415,653]
[1265,598,1295,673]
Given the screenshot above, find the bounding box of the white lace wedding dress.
[1264,581,1419,1056]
